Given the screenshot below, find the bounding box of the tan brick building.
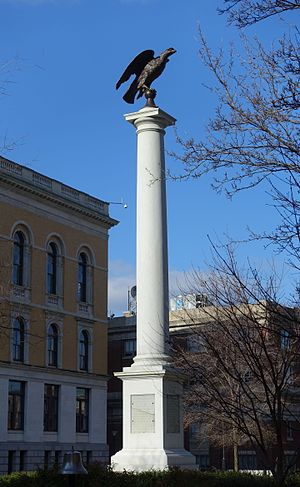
[0,156,117,473]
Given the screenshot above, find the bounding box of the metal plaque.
[131,394,155,433]
[166,394,180,433]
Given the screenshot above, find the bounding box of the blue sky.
[0,0,297,314]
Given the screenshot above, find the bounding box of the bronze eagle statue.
[116,48,176,104]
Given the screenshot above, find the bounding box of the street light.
[109,198,128,209]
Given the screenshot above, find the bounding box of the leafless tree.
[0,56,22,154]
[173,1,300,265]
[173,247,300,484]
[219,0,300,27]
[171,3,300,481]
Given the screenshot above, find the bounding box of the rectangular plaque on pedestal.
[131,394,155,433]
[166,394,180,433]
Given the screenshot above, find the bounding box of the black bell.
[61,450,88,475]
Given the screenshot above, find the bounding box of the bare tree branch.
[173,247,300,484]
[219,0,300,27]
[172,7,300,264]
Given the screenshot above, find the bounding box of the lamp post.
[108,199,128,208]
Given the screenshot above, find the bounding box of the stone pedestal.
[111,106,196,472]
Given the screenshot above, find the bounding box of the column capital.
[124,106,176,130]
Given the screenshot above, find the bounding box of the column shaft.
[135,118,169,361]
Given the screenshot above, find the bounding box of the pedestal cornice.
[114,363,186,383]
[124,106,176,129]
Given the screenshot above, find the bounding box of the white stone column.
[111,106,196,472]
[127,107,174,366]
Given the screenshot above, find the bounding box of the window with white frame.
[79,330,89,371]
[77,248,93,307]
[46,238,64,304]
[187,335,203,353]
[281,329,291,349]
[123,339,136,358]
[76,388,89,433]
[12,227,31,289]
[78,253,88,302]
[287,421,294,440]
[8,380,25,430]
[12,317,25,362]
[13,231,25,286]
[47,242,58,295]
[47,323,59,367]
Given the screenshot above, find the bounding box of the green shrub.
[286,472,300,487]
[3,465,300,487]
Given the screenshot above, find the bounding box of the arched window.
[46,237,64,306]
[47,324,58,367]
[13,318,25,362]
[13,231,25,286]
[79,330,89,371]
[78,253,88,302]
[47,242,58,294]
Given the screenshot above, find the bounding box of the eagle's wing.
[116,50,155,90]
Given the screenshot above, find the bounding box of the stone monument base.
[110,364,196,472]
[111,447,196,472]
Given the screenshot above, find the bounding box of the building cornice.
[0,359,109,382]
[0,156,118,229]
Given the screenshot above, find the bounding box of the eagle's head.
[164,47,177,58]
